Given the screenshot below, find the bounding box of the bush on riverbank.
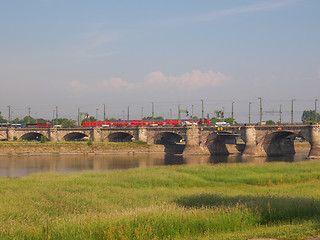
[1,160,320,239]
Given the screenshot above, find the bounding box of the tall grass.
[1,160,320,239]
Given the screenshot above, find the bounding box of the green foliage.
[1,161,320,239]
[61,119,76,127]
[105,117,120,121]
[87,138,93,146]
[81,116,96,125]
[40,135,47,143]
[134,140,147,145]
[22,116,36,124]
[191,116,199,119]
[224,118,237,125]
[210,117,220,124]
[13,136,17,141]
[301,110,320,123]
[0,112,7,123]
[142,116,164,120]
[266,120,275,125]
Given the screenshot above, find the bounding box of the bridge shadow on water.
[176,193,320,225]
[163,153,308,166]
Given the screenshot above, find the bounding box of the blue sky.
[0,0,319,122]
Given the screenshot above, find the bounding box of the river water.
[0,153,309,178]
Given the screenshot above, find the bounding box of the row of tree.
[0,110,318,126]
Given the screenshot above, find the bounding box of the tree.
[61,119,76,127]
[266,120,275,125]
[81,116,96,125]
[142,116,164,120]
[301,110,320,123]
[0,112,6,123]
[224,118,237,125]
[210,117,220,125]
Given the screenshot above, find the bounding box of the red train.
[26,123,51,128]
[83,119,211,127]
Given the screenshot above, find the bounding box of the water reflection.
[0,153,309,178]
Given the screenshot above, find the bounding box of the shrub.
[87,138,93,146]
[40,136,47,143]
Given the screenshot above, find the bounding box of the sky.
[0,0,320,123]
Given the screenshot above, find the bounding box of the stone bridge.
[0,123,320,158]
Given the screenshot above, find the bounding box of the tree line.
[0,110,318,126]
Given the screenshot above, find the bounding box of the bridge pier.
[7,127,14,141]
[242,125,267,157]
[183,126,210,155]
[308,123,320,158]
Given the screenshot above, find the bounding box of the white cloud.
[68,70,229,96]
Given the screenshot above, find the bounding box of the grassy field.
[1,159,320,239]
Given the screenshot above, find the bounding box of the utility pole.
[8,106,11,123]
[279,104,282,124]
[222,107,225,121]
[178,104,180,124]
[291,99,295,124]
[53,110,55,125]
[78,108,80,126]
[127,106,129,121]
[258,97,262,124]
[152,102,154,122]
[96,108,98,121]
[191,105,194,119]
[178,104,188,125]
[104,104,106,121]
[56,106,58,121]
[28,107,31,124]
[170,109,172,119]
[315,99,318,122]
[249,102,251,124]
[141,107,144,120]
[201,99,204,120]
[231,101,234,121]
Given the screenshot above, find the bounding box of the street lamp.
[315,99,318,122]
[291,99,295,124]
[258,97,262,124]
[248,102,252,124]
[201,99,204,120]
[231,101,234,121]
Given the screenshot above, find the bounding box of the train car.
[26,122,51,128]
[82,119,212,127]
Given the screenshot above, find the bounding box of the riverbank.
[0,141,165,155]
[0,141,311,156]
[1,160,320,239]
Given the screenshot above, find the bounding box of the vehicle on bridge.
[83,119,211,127]
[0,123,24,128]
[26,123,51,128]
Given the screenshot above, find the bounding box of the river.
[0,153,309,177]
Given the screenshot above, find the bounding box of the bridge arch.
[154,132,185,154]
[205,132,237,155]
[154,132,183,144]
[0,133,6,141]
[20,132,49,141]
[262,130,310,156]
[108,132,134,142]
[63,132,89,141]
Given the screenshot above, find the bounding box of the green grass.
[1,160,320,239]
